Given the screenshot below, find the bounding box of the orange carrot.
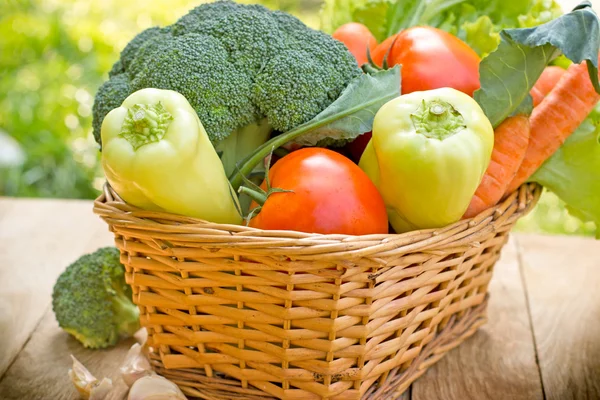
[463,115,530,218]
[531,66,566,107]
[530,86,545,107]
[506,61,600,194]
[535,66,567,97]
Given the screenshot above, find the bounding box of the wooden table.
[0,197,599,400]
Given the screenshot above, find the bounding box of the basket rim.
[92,182,542,259]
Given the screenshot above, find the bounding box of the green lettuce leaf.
[462,16,500,56]
[474,2,600,128]
[518,0,563,27]
[530,104,600,238]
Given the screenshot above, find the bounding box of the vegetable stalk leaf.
[475,1,600,127]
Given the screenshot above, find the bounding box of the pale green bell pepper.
[101,88,242,224]
[359,88,494,233]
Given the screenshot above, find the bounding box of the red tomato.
[371,27,480,96]
[344,131,372,164]
[248,148,388,235]
[332,23,378,66]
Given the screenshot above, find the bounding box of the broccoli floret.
[130,33,257,146]
[92,0,361,174]
[92,74,131,146]
[52,247,139,349]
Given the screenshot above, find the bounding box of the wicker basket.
[93,182,541,400]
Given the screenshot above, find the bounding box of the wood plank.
[0,308,131,400]
[518,234,600,400]
[0,198,113,377]
[412,236,543,400]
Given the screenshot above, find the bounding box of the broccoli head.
[92,0,361,175]
[91,74,131,143]
[52,247,139,349]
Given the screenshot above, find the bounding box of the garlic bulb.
[127,375,187,400]
[68,355,113,400]
[120,343,153,387]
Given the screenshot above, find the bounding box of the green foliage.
[52,247,139,349]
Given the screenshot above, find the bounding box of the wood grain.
[411,236,544,400]
[519,234,600,400]
[0,309,131,400]
[0,198,113,377]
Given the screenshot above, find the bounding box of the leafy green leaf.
[474,2,600,127]
[462,15,500,56]
[352,0,393,42]
[511,95,534,117]
[229,67,401,190]
[518,0,563,28]
[294,66,401,146]
[530,104,600,238]
[319,0,367,34]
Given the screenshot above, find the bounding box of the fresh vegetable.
[345,130,372,163]
[530,103,600,237]
[506,60,600,194]
[101,88,243,224]
[242,148,388,235]
[229,67,401,191]
[474,3,600,128]
[530,86,545,108]
[128,375,188,400]
[464,115,530,218]
[332,22,378,66]
[320,0,563,56]
[69,355,113,400]
[531,66,566,106]
[370,27,480,96]
[52,247,139,349]
[359,88,494,232]
[93,0,362,176]
[121,343,152,388]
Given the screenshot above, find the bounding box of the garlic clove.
[89,378,114,400]
[120,342,153,387]
[134,327,148,345]
[68,355,113,400]
[127,375,187,400]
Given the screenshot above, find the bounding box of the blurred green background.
[0,0,596,236]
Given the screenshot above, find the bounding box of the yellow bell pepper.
[101,88,242,224]
[359,88,494,233]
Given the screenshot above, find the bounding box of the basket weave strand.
[93,182,541,400]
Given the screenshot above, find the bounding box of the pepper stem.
[410,99,466,140]
[119,102,173,150]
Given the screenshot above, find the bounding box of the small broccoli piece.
[52,247,139,349]
[92,74,131,146]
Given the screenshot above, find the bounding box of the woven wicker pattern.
[93,183,541,400]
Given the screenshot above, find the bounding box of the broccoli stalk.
[215,118,272,177]
[52,247,140,349]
